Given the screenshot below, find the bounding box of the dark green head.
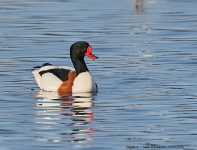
[70,41,98,75]
[70,41,90,59]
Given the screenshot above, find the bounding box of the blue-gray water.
[0,0,197,150]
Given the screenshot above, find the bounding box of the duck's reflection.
[34,91,96,147]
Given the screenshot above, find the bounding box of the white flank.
[57,66,75,71]
[32,65,75,91]
[32,69,42,89]
[41,73,63,91]
[39,66,56,72]
[72,71,97,93]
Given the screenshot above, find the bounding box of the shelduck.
[32,41,98,93]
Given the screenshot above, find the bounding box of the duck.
[32,41,98,93]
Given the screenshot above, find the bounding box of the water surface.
[1,0,197,149]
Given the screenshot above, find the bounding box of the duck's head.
[70,41,98,60]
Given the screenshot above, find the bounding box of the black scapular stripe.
[39,68,71,82]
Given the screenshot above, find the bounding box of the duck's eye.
[81,45,84,49]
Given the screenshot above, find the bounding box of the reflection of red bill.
[85,46,98,60]
[87,112,93,118]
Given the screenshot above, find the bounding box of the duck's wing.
[32,63,56,89]
[32,63,75,91]
[39,68,71,82]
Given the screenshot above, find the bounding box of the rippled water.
[1,0,197,149]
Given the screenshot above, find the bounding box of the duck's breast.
[72,71,97,93]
